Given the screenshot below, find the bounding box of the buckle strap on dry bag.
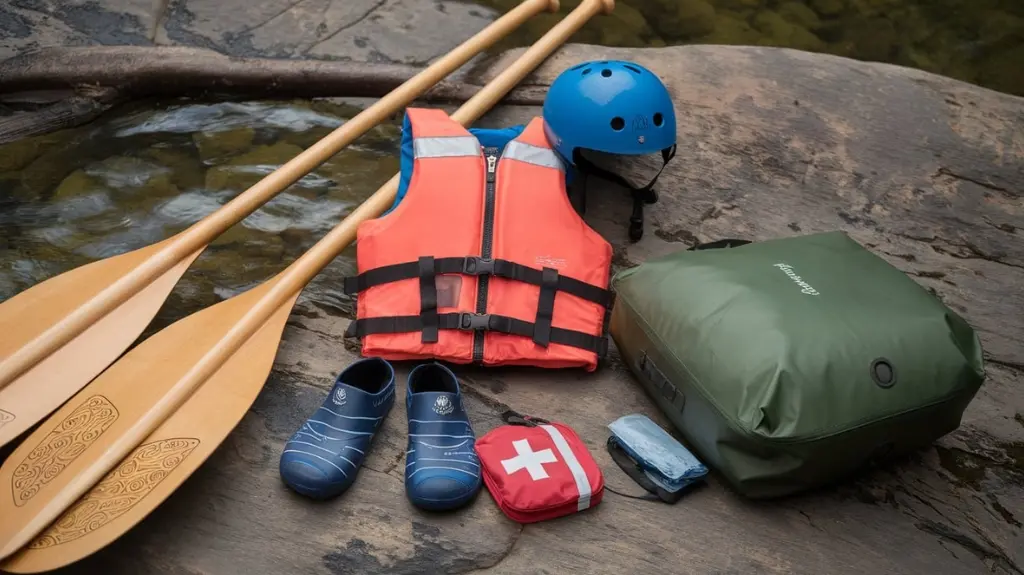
[344,312,610,358]
[343,256,614,309]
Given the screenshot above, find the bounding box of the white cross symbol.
[501,439,558,480]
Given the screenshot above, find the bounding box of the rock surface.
[3,43,1019,575]
[0,0,500,65]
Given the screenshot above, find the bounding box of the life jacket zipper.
[473,147,499,362]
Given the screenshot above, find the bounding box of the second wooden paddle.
[0,0,615,569]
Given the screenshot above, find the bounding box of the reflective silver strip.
[540,424,593,511]
[413,136,481,159]
[504,140,565,172]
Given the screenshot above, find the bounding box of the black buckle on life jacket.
[461,257,494,276]
[458,312,493,330]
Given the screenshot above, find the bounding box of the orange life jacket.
[343,108,614,372]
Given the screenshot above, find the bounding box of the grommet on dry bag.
[543,60,677,242]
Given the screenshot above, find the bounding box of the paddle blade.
[0,235,205,447]
[0,278,296,570]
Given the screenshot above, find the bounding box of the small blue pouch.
[607,414,708,503]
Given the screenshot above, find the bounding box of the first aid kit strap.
[540,424,592,511]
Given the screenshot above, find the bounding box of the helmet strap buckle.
[572,144,676,243]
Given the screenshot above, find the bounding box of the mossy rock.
[474,0,660,51]
[843,15,899,62]
[53,170,104,201]
[778,2,822,31]
[752,10,826,52]
[204,141,305,192]
[699,11,765,45]
[810,0,845,17]
[193,127,256,163]
[635,0,717,40]
[977,43,1024,98]
[717,0,763,10]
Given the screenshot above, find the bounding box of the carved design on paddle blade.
[11,395,119,507]
[0,409,13,429]
[26,438,201,549]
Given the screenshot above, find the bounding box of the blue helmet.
[542,60,676,164]
[542,60,677,242]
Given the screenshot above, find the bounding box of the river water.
[0,99,403,326]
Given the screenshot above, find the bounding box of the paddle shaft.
[11,0,614,555]
[0,0,557,390]
[184,0,617,391]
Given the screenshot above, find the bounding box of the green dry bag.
[609,231,985,498]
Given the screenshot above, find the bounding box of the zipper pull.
[486,154,497,182]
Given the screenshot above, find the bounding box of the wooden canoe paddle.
[0,0,615,569]
[0,0,558,449]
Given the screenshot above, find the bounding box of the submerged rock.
[204,141,305,192]
[193,127,256,163]
[52,170,103,201]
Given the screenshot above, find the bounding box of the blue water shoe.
[405,362,482,511]
[280,357,396,499]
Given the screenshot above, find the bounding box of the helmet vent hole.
[624,65,642,74]
[581,68,592,75]
[601,68,612,77]
[610,117,625,131]
[653,113,663,126]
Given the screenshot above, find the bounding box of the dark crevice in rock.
[303,0,389,56]
[244,0,310,37]
[891,231,1022,271]
[284,318,336,342]
[914,519,1023,575]
[985,357,1024,373]
[798,510,826,533]
[935,167,1016,199]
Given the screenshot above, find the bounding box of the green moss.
[976,43,1024,96]
[810,0,846,17]
[779,2,821,30]
[700,11,764,44]
[637,0,718,40]
[752,10,825,51]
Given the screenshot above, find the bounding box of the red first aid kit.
[475,411,604,523]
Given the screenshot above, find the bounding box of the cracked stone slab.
[0,0,160,61]
[157,0,499,64]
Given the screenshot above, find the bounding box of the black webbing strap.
[342,256,614,309]
[418,256,438,343]
[532,267,558,347]
[343,312,610,357]
[573,145,677,242]
[606,436,687,504]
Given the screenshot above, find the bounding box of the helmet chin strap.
[569,145,677,242]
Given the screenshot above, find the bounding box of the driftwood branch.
[0,46,548,143]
